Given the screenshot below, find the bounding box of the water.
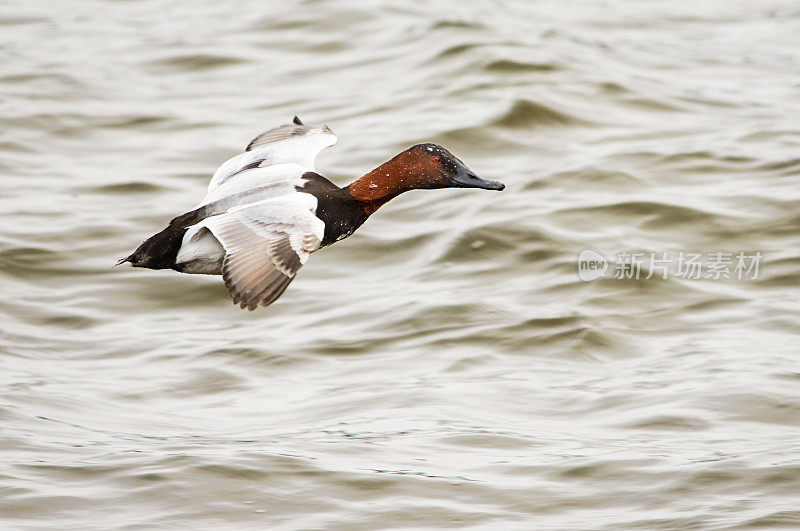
[2,0,800,528]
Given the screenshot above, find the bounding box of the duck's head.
[348,143,504,213]
[398,143,505,191]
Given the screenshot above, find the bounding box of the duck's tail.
[117,208,206,270]
[117,225,184,270]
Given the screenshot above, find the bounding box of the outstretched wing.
[245,115,308,151]
[205,116,336,196]
[200,193,324,310]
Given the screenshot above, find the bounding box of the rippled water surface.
[2,1,800,528]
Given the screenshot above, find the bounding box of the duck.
[119,117,505,310]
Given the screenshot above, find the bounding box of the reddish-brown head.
[347,144,504,213]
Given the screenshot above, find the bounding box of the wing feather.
[206,118,336,194]
[201,195,324,310]
[175,117,334,309]
[245,123,307,151]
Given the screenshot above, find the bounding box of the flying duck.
[119,117,505,310]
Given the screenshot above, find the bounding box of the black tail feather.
[118,207,207,270]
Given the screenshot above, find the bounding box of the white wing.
[203,118,336,204]
[198,163,308,210]
[174,118,334,309]
[197,193,325,310]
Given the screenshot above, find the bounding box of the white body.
[172,121,337,309]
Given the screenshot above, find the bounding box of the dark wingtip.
[293,115,303,125]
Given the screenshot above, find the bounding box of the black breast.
[297,172,370,247]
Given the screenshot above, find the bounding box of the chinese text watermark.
[578,250,762,282]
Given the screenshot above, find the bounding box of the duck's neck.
[345,162,412,215]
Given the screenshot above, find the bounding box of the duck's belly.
[174,226,224,275]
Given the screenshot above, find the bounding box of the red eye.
[432,156,439,163]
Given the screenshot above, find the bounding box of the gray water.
[2,0,800,528]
